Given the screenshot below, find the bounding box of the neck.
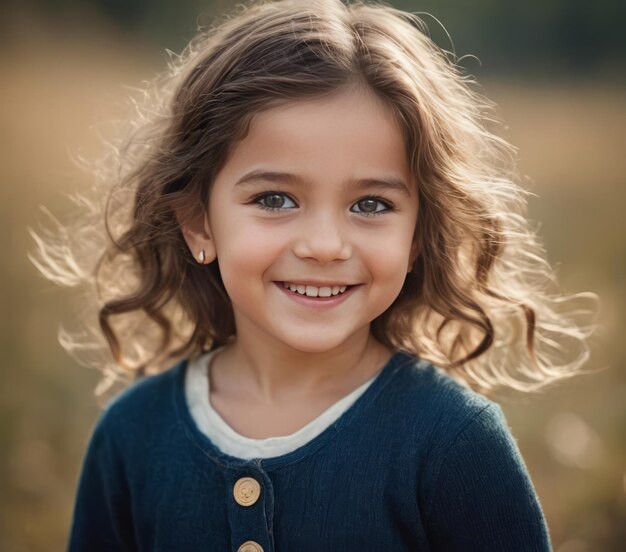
[215,325,391,405]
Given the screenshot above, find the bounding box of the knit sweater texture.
[67,351,552,551]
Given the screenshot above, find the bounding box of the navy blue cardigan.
[67,351,552,551]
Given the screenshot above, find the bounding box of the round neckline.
[192,347,383,447]
[173,349,416,471]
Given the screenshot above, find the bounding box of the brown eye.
[264,194,285,208]
[254,192,297,211]
[357,199,378,212]
[350,197,392,216]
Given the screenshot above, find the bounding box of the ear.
[178,209,217,264]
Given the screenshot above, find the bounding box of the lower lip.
[275,282,359,310]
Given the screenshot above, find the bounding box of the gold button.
[233,477,261,506]
[237,541,264,552]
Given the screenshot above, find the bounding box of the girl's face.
[185,86,419,355]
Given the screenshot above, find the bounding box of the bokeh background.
[1,0,624,550]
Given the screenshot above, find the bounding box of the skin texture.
[181,86,419,433]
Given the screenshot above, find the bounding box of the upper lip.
[278,280,357,287]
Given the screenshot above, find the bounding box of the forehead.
[217,86,412,187]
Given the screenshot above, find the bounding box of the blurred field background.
[1,0,624,550]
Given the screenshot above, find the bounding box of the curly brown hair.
[30,0,597,401]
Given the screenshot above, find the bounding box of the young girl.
[32,0,596,550]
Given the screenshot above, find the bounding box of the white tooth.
[319,286,332,297]
[331,286,340,295]
[305,285,319,297]
[288,283,299,292]
[297,284,306,294]
[283,282,289,289]
[339,285,347,293]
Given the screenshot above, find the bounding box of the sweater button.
[233,476,261,506]
[237,541,264,552]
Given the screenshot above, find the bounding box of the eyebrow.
[234,169,412,197]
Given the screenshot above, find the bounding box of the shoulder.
[403,361,550,548]
[93,360,187,442]
[388,352,501,438]
[382,353,519,481]
[385,357,547,514]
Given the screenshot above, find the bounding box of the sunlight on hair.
[28,0,599,401]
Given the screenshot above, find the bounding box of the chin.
[279,333,353,355]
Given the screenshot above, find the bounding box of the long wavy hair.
[30,0,597,401]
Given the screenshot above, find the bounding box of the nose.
[292,210,352,264]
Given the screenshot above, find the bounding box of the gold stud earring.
[198,249,206,263]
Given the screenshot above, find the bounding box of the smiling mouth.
[279,282,354,298]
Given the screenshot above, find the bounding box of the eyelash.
[250,191,396,217]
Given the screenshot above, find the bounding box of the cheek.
[374,254,411,296]
[214,222,284,281]
[360,234,414,303]
[360,229,413,273]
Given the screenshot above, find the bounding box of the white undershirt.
[184,348,380,460]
